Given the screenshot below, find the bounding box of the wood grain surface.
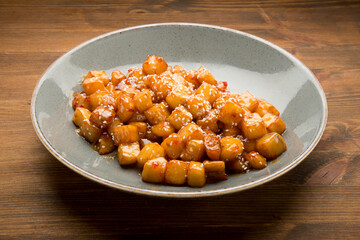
[1,0,360,239]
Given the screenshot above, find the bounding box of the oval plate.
[31,23,327,197]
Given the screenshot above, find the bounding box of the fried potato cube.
[186,94,211,119]
[185,70,200,88]
[148,75,174,101]
[262,113,286,134]
[255,99,280,117]
[256,132,287,160]
[180,140,205,162]
[128,67,145,80]
[72,93,90,110]
[187,161,206,187]
[88,92,116,111]
[166,84,192,109]
[167,106,193,130]
[128,110,147,123]
[107,117,122,136]
[222,126,242,137]
[112,125,140,145]
[137,143,166,167]
[151,121,175,138]
[244,151,267,169]
[116,93,135,123]
[220,136,244,161]
[118,142,140,165]
[204,131,221,161]
[111,69,126,86]
[80,119,103,143]
[98,133,116,155]
[241,112,267,139]
[85,70,110,86]
[203,160,228,181]
[83,77,106,95]
[161,133,185,159]
[172,65,187,78]
[165,160,189,185]
[196,66,217,85]
[73,107,91,127]
[144,102,170,125]
[133,89,153,113]
[227,155,250,173]
[142,55,168,75]
[237,91,259,112]
[129,122,147,138]
[243,139,257,152]
[178,123,204,142]
[218,101,245,126]
[142,157,168,183]
[196,110,219,133]
[90,106,115,129]
[196,82,220,104]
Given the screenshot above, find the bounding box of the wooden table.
[1,0,359,239]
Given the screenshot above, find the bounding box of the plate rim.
[31,22,328,198]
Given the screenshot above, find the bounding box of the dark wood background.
[1,0,359,239]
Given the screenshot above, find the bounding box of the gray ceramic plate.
[31,23,327,197]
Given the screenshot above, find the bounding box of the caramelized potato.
[243,139,257,152]
[180,140,205,162]
[185,70,200,88]
[73,107,91,127]
[196,66,217,85]
[116,93,135,123]
[237,91,259,112]
[172,65,187,78]
[262,113,286,134]
[82,77,106,95]
[144,102,170,125]
[256,132,287,160]
[255,99,280,117]
[241,112,267,139]
[196,110,219,133]
[85,70,110,86]
[204,131,221,161]
[89,106,115,129]
[79,119,103,143]
[129,122,147,138]
[98,133,116,155]
[142,55,168,75]
[161,133,185,159]
[137,143,165,167]
[133,89,153,113]
[218,101,245,126]
[142,157,168,183]
[203,160,228,181]
[147,75,174,101]
[187,161,206,187]
[151,121,175,138]
[111,69,126,86]
[222,125,242,137]
[128,111,147,123]
[72,93,90,110]
[112,125,140,145]
[118,142,140,165]
[196,82,220,104]
[165,160,189,185]
[107,117,122,136]
[186,94,211,119]
[167,105,193,130]
[178,123,204,142]
[166,84,192,109]
[128,67,145,80]
[88,91,116,111]
[220,136,244,161]
[244,151,267,169]
[227,155,250,173]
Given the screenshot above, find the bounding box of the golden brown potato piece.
[129,122,147,138]
[196,82,220,104]
[218,101,245,126]
[137,142,166,167]
[82,77,106,95]
[107,117,122,136]
[255,99,280,117]
[186,94,211,119]
[112,125,140,145]
[151,121,175,138]
[227,155,250,173]
[72,107,91,127]
[196,66,217,85]
[142,55,168,75]
[147,75,174,101]
[128,67,145,80]
[144,102,170,125]
[187,161,206,187]
[118,142,140,165]
[85,70,110,86]
[185,70,200,88]
[177,123,204,142]
[241,112,267,139]
[88,91,117,112]
[142,157,168,183]
[133,89,153,113]
[167,105,193,130]
[237,91,259,112]
[203,160,228,181]
[111,69,126,86]
[244,151,267,169]
[89,106,115,129]
[180,139,205,162]
[220,136,244,161]
[262,113,286,134]
[166,84,193,109]
[161,133,185,159]
[204,131,221,161]
[222,125,242,137]
[80,119,103,143]
[256,132,287,160]
[98,133,116,155]
[243,139,257,152]
[116,93,135,123]
[128,111,147,123]
[165,160,189,185]
[72,93,90,110]
[196,110,219,133]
